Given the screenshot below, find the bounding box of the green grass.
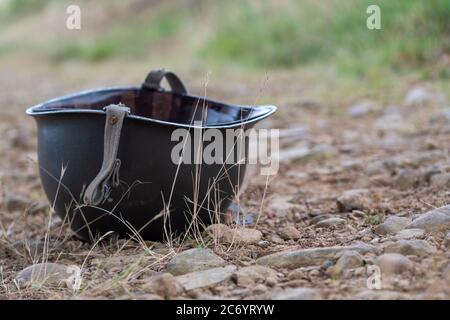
[2,0,450,78]
[52,7,185,62]
[202,0,450,75]
[0,0,49,23]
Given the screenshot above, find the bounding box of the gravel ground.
[0,53,449,300]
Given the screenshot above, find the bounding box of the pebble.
[251,284,268,295]
[395,228,425,240]
[366,159,398,176]
[287,268,307,280]
[142,273,184,299]
[205,224,262,244]
[271,287,321,300]
[405,205,450,233]
[16,262,70,286]
[348,100,376,118]
[374,253,413,275]
[279,143,336,164]
[175,265,236,291]
[266,195,302,216]
[231,265,278,287]
[421,166,441,183]
[266,234,285,244]
[328,250,364,276]
[336,189,369,212]
[309,214,332,225]
[393,169,418,190]
[444,232,450,248]
[5,194,31,212]
[429,173,450,188]
[278,225,301,240]
[265,276,278,287]
[256,243,377,269]
[204,224,230,238]
[374,216,411,235]
[7,128,31,149]
[384,239,436,257]
[443,264,450,282]
[314,217,346,228]
[404,87,437,106]
[166,248,226,276]
[28,201,51,215]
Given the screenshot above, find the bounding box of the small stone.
[366,159,398,176]
[232,265,277,287]
[442,264,450,282]
[341,159,363,171]
[204,224,229,239]
[7,128,31,149]
[308,269,320,277]
[336,189,369,212]
[225,228,262,244]
[205,224,262,245]
[175,265,236,291]
[384,240,436,257]
[271,288,321,300]
[266,195,302,216]
[251,284,268,295]
[266,234,285,244]
[166,248,226,276]
[258,240,270,248]
[429,173,450,188]
[5,194,31,212]
[393,169,418,190]
[265,276,278,287]
[329,250,364,276]
[444,232,450,248]
[395,228,425,240]
[321,260,334,271]
[256,243,377,269]
[404,87,436,106]
[287,268,307,280]
[375,111,414,133]
[374,216,411,235]
[309,214,332,225]
[142,273,184,299]
[28,201,51,215]
[278,225,301,240]
[374,253,413,275]
[348,100,376,118]
[421,167,441,183]
[405,205,450,233]
[279,143,336,163]
[315,217,346,228]
[16,262,70,286]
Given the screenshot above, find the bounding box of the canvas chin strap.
[83,103,130,206]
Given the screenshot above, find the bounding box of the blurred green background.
[0,0,449,96]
